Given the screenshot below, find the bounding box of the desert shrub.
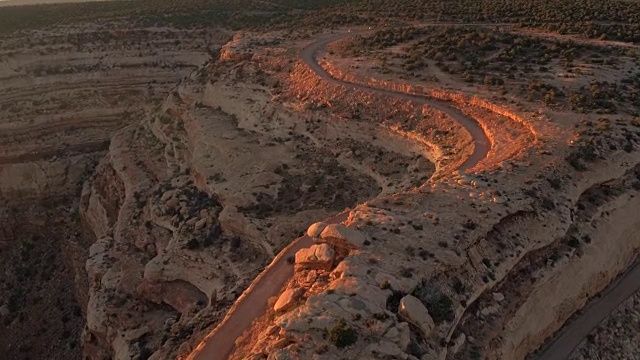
[567,237,581,248]
[400,267,414,278]
[547,177,562,190]
[186,238,200,250]
[566,155,587,171]
[229,237,242,249]
[540,197,556,210]
[413,284,455,324]
[386,291,404,312]
[452,278,465,294]
[568,142,601,169]
[463,219,477,230]
[470,347,482,360]
[405,246,416,256]
[328,318,358,348]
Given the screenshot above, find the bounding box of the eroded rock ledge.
[76,31,469,359]
[216,33,640,360]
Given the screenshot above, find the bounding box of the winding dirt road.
[187,31,492,360]
[304,33,640,360]
[186,29,640,360]
[301,31,491,171]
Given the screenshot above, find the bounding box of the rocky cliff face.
[3,25,638,360]
[73,31,451,359]
[0,23,227,360]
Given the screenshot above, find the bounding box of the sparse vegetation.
[452,278,465,294]
[328,318,358,348]
[463,219,477,230]
[3,1,640,359]
[413,283,455,324]
[567,237,581,248]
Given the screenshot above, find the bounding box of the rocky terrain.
[570,290,640,360]
[0,23,227,360]
[78,29,448,359]
[2,20,442,360]
[0,23,222,197]
[195,29,640,360]
[1,1,639,360]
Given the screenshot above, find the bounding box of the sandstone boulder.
[266,325,280,336]
[274,288,305,312]
[264,338,291,354]
[448,332,466,355]
[480,305,499,317]
[194,217,208,230]
[385,322,410,351]
[398,295,434,337]
[320,224,366,248]
[165,196,179,209]
[295,244,335,270]
[160,191,175,203]
[306,222,327,238]
[374,272,413,293]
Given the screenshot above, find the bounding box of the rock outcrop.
[320,224,367,249]
[0,22,227,360]
[72,28,436,360]
[273,288,305,312]
[218,28,640,360]
[306,222,328,238]
[5,17,638,360]
[294,244,335,270]
[398,295,435,337]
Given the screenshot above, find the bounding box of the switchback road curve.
[189,30,492,360]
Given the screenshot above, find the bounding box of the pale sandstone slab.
[320,224,366,248]
[398,295,435,337]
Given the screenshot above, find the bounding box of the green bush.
[328,318,358,348]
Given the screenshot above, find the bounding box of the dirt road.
[534,259,640,360]
[187,29,640,360]
[187,31,491,360]
[186,212,348,360]
[300,31,491,171]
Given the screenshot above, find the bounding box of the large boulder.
[320,224,366,248]
[274,288,305,312]
[306,222,328,238]
[398,295,434,337]
[448,332,466,355]
[295,244,335,270]
[385,322,411,351]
